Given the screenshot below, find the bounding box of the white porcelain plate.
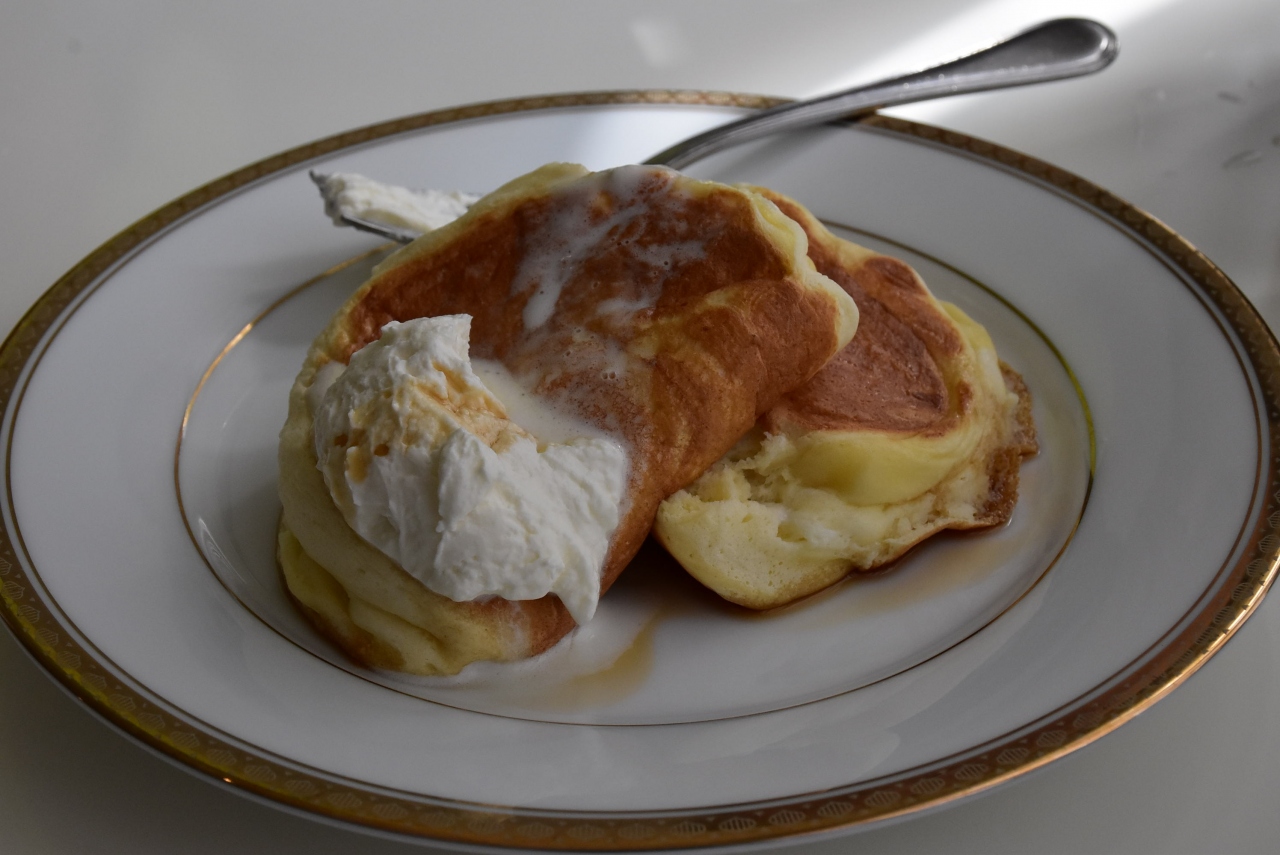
[2,94,1277,851]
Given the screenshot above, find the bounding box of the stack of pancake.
[278,163,1035,676]
[278,163,858,675]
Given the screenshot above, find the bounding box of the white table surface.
[4,2,1280,852]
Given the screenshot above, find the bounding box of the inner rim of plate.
[175,224,1091,727]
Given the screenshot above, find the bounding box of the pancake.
[654,189,1037,610]
[278,164,858,674]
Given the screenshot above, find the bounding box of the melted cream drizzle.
[512,165,707,330]
[470,358,614,446]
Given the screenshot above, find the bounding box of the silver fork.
[323,17,1116,245]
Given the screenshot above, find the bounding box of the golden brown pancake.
[654,189,1037,610]
[278,164,858,674]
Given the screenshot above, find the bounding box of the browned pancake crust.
[976,363,1040,526]
[761,193,968,437]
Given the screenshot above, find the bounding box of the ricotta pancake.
[655,189,1037,610]
[278,164,858,674]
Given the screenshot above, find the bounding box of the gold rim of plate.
[1,90,1278,850]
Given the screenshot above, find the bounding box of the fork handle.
[645,18,1117,170]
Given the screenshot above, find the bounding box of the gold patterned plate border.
[0,91,1277,850]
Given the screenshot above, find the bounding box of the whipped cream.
[311,171,480,235]
[310,315,628,625]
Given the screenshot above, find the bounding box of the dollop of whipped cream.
[311,171,480,235]
[310,315,628,625]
